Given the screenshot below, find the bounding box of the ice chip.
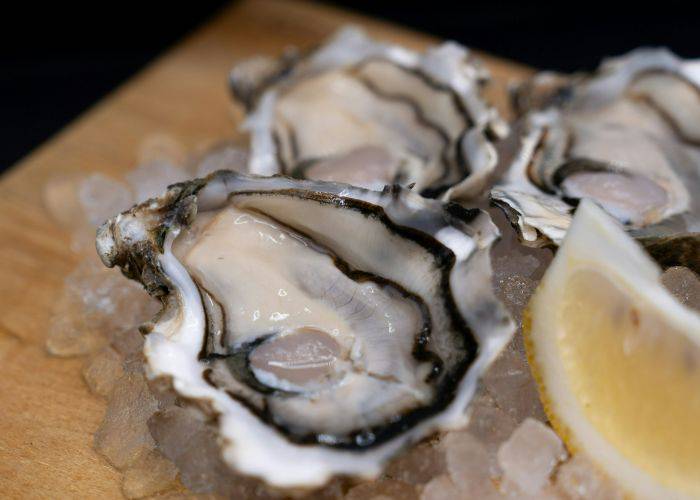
[444,431,500,498]
[466,388,518,457]
[482,343,547,423]
[385,439,446,485]
[497,418,567,496]
[138,134,187,167]
[46,290,106,356]
[82,345,124,397]
[43,173,89,229]
[94,373,159,469]
[122,450,179,499]
[420,475,462,500]
[148,406,207,463]
[79,173,134,227]
[127,161,189,202]
[47,258,157,357]
[195,142,248,177]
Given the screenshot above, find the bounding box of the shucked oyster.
[231,27,507,199]
[492,48,700,247]
[96,171,514,487]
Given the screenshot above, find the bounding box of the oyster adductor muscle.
[230,26,507,200]
[494,48,700,247]
[96,171,514,487]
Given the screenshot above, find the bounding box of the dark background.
[1,0,696,173]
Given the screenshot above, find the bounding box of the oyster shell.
[493,48,700,247]
[230,27,508,199]
[96,171,514,488]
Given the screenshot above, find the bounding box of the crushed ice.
[44,135,634,499]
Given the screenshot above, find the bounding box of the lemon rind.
[525,200,700,500]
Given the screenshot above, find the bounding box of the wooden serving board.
[0,1,532,497]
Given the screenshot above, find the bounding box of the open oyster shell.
[230,27,508,200]
[96,171,514,488]
[493,48,700,247]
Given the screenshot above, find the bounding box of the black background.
[1,0,696,173]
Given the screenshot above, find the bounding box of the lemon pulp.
[558,268,700,497]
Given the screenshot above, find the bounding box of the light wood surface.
[0,1,532,497]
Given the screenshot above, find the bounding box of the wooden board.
[0,1,532,497]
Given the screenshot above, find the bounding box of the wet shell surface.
[230,27,508,200]
[96,171,514,488]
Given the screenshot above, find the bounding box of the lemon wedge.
[525,199,700,499]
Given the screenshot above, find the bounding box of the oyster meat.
[230,27,507,199]
[96,171,514,487]
[492,48,700,247]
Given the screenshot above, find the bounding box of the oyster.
[96,171,514,488]
[230,27,507,199]
[492,48,700,247]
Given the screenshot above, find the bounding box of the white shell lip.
[99,171,515,488]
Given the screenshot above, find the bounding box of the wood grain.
[0,1,532,497]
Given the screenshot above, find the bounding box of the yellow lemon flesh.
[526,199,700,499]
